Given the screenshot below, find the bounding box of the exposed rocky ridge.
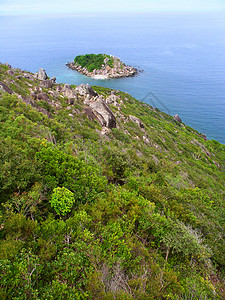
[66,55,138,79]
[0,65,117,130]
[0,63,207,142]
[0,64,155,139]
[0,63,208,142]
[0,64,149,134]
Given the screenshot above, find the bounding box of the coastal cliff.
[66,53,138,79]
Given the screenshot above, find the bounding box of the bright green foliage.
[74,54,114,72]
[50,187,75,216]
[0,64,225,299]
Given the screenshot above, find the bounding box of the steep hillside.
[0,63,225,299]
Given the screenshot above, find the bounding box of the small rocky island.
[66,53,138,79]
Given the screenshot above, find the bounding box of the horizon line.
[1,9,225,17]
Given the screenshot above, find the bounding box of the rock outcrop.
[106,93,119,106]
[89,97,117,129]
[39,80,53,88]
[37,93,50,102]
[75,83,97,97]
[62,84,78,99]
[1,63,116,130]
[173,114,182,122]
[129,115,145,129]
[0,81,13,94]
[33,69,56,87]
[75,84,116,129]
[34,68,48,81]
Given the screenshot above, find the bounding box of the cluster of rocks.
[29,66,118,130]
[75,83,117,129]
[66,56,138,79]
[0,63,151,134]
[1,64,197,145]
[33,68,56,87]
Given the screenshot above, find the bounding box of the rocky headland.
[66,54,138,79]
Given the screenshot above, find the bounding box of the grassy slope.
[0,64,225,299]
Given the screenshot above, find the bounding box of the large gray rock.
[40,80,53,89]
[38,107,52,118]
[62,84,77,99]
[37,93,50,102]
[37,68,48,80]
[75,83,97,97]
[106,94,118,105]
[129,115,144,128]
[56,84,63,93]
[75,83,116,128]
[84,107,99,123]
[0,81,13,94]
[89,97,116,129]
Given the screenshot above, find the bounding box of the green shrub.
[50,187,75,216]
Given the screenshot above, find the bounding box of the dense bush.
[74,54,114,72]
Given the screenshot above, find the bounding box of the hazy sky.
[1,0,225,15]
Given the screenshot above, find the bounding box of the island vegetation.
[66,53,138,79]
[74,54,114,72]
[0,63,225,299]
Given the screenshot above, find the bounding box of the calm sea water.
[0,12,225,143]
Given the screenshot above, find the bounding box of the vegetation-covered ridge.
[66,53,138,79]
[0,63,225,299]
[75,54,114,72]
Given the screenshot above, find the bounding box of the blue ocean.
[0,12,225,143]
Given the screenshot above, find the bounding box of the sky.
[1,0,225,15]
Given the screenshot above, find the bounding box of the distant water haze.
[0,12,225,143]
